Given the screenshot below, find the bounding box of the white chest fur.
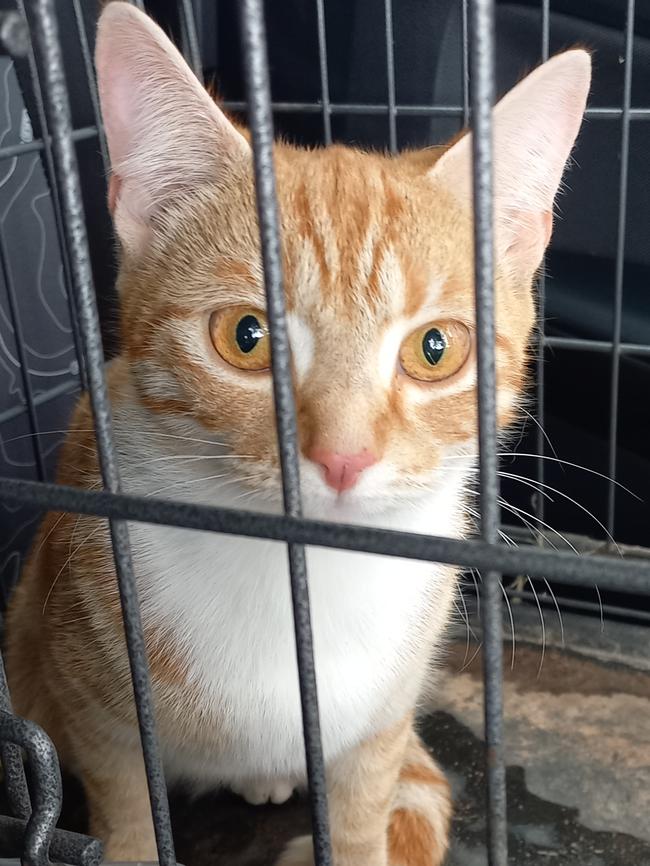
[129,519,452,786]
[116,406,471,787]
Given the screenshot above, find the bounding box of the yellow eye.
[399,320,471,382]
[209,306,270,371]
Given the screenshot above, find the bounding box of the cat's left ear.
[430,49,591,275]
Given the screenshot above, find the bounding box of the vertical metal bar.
[15,0,88,392]
[384,0,397,153]
[535,0,550,535]
[462,0,470,127]
[315,0,332,145]
[469,1,507,863]
[0,713,62,866]
[607,0,635,539]
[237,2,332,865]
[0,236,46,480]
[0,645,32,820]
[179,0,203,82]
[70,0,109,175]
[541,0,550,59]
[29,2,176,864]
[470,10,499,557]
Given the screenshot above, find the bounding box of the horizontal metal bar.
[1,102,644,165]
[221,101,650,120]
[2,476,650,595]
[506,587,650,625]
[0,103,645,163]
[544,336,650,356]
[222,100,464,116]
[0,379,80,426]
[0,125,98,161]
[0,816,102,866]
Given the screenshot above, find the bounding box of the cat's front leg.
[276,714,411,866]
[278,714,451,866]
[77,736,159,862]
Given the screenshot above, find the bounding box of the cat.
[4,3,591,864]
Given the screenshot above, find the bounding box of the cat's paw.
[275,835,314,866]
[230,778,296,806]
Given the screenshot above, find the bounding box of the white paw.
[230,778,296,806]
[276,835,314,866]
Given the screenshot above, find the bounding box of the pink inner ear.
[542,210,553,248]
[95,1,251,257]
[107,174,121,215]
[504,209,554,272]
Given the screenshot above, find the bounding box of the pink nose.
[309,447,377,492]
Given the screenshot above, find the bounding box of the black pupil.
[236,315,264,354]
[422,328,446,366]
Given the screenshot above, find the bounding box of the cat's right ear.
[95,2,249,255]
[429,49,591,278]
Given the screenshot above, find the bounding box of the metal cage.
[0,1,647,865]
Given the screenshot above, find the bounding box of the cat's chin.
[300,487,431,527]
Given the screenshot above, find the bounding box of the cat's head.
[95,2,590,520]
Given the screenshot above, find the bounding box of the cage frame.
[0,0,646,865]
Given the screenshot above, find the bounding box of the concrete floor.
[429,605,650,866]
[2,605,649,865]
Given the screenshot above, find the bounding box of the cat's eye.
[209,306,270,371]
[399,320,471,382]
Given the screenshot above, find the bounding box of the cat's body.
[4,3,591,864]
[13,359,462,776]
[8,359,460,856]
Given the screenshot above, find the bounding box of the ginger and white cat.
[4,3,590,864]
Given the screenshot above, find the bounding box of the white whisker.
[498,497,575,554]
[1,428,232,449]
[469,568,481,618]
[499,470,621,554]
[518,407,560,461]
[457,585,474,666]
[138,453,255,464]
[526,577,546,677]
[595,584,604,633]
[542,577,565,648]
[446,451,640,500]
[500,580,516,670]
[147,472,265,499]
[497,498,559,550]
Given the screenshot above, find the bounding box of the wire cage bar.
[237,0,332,862]
[534,0,550,533]
[0,0,649,865]
[28,0,176,862]
[606,0,636,541]
[466,2,507,861]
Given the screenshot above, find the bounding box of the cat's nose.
[308,447,377,492]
